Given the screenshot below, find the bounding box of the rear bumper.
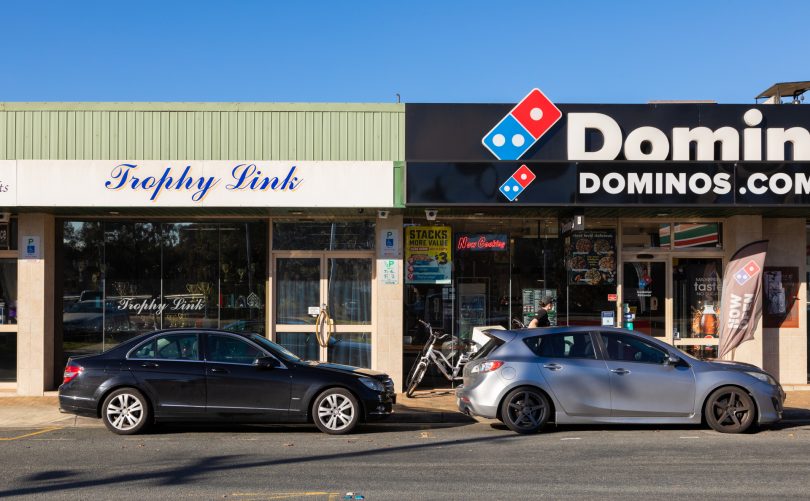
[456,385,499,419]
[58,394,98,418]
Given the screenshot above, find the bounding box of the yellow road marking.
[0,427,62,441]
[230,492,340,500]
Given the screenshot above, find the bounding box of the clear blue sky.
[2,0,808,104]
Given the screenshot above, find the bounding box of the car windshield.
[248,334,302,363]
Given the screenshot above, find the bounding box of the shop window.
[673,258,722,341]
[670,223,722,249]
[276,332,319,361]
[327,332,371,368]
[622,223,670,250]
[60,221,267,366]
[273,221,375,250]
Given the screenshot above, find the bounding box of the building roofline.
[0,102,404,112]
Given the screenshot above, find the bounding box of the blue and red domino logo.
[482,88,562,161]
[733,260,761,286]
[499,164,536,201]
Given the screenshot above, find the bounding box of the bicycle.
[405,319,474,398]
[511,317,526,329]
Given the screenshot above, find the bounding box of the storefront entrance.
[621,260,667,337]
[273,253,374,368]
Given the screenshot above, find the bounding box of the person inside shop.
[528,297,554,328]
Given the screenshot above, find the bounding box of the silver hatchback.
[457,327,784,434]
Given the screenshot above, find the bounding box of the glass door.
[274,253,374,368]
[622,260,667,337]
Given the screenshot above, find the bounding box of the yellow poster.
[405,226,452,284]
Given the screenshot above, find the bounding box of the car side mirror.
[664,354,681,366]
[256,356,280,370]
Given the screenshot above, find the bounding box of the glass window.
[601,332,667,364]
[207,334,264,364]
[276,332,319,361]
[327,332,370,368]
[669,223,722,249]
[623,261,666,337]
[273,221,375,250]
[276,258,320,325]
[132,333,199,360]
[60,220,268,368]
[673,258,722,339]
[0,332,16,382]
[622,223,670,250]
[524,333,596,359]
[328,259,371,324]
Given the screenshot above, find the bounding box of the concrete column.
[723,215,763,367]
[16,214,56,395]
[762,218,807,384]
[374,216,404,391]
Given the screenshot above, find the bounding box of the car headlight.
[745,371,777,386]
[358,377,384,392]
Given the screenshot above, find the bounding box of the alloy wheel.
[317,393,356,432]
[706,387,755,433]
[502,388,549,434]
[105,392,145,432]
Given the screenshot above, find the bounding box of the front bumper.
[754,383,785,424]
[364,390,396,420]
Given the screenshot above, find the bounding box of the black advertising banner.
[718,240,768,359]
[406,161,810,207]
[565,230,616,285]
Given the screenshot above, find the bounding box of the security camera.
[0,213,10,223]
[425,209,438,221]
[377,210,390,219]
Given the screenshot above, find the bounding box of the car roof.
[503,325,637,340]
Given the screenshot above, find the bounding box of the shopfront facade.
[404,98,810,386]
[0,102,406,395]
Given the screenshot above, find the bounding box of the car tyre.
[101,388,150,435]
[313,388,360,435]
[500,387,550,434]
[704,386,756,434]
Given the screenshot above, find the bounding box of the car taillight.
[470,360,503,374]
[63,362,83,384]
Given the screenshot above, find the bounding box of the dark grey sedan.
[457,327,784,434]
[59,329,395,435]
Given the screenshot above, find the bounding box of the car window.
[131,334,199,361]
[207,335,264,364]
[600,333,667,364]
[524,333,595,359]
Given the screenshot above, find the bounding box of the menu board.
[566,230,616,285]
[405,226,452,284]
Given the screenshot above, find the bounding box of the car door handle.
[611,368,631,375]
[140,362,159,368]
[543,363,563,371]
[209,367,228,374]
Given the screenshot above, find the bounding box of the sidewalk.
[2,389,809,429]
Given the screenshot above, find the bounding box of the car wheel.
[704,386,756,433]
[313,388,360,435]
[500,387,550,434]
[405,362,427,398]
[102,388,150,435]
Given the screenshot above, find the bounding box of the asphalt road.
[1,419,810,500]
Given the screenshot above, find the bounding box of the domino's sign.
[483,88,562,161]
[405,96,810,206]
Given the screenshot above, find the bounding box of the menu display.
[566,230,616,285]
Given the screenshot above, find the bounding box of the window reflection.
[60,221,267,366]
[273,221,375,250]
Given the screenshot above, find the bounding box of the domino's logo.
[499,164,536,201]
[733,260,761,285]
[482,88,562,161]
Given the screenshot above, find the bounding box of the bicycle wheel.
[405,361,428,398]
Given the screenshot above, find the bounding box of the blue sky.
[2,0,808,104]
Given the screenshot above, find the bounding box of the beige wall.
[374,216,404,391]
[16,214,56,395]
[723,216,764,367]
[723,216,807,385]
[762,218,807,384]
